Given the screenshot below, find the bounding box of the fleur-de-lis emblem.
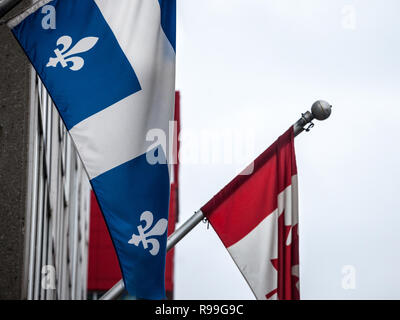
[128,211,168,256]
[46,35,99,71]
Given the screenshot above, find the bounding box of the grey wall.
[0,0,32,299]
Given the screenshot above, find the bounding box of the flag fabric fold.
[201,128,300,300]
[9,0,176,299]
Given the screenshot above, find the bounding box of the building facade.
[0,1,91,299]
[22,75,91,300]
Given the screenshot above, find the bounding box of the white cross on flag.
[8,0,176,299]
[201,128,300,300]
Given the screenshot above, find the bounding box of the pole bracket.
[301,113,315,132]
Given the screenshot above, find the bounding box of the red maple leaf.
[265,211,300,300]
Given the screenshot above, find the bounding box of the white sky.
[174,0,400,299]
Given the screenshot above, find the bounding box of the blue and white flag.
[8,0,176,299]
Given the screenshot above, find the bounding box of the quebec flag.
[8,0,176,299]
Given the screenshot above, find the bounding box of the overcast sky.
[173,0,400,299]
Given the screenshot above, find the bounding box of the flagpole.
[0,0,22,19]
[99,100,332,300]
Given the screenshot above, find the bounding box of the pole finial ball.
[311,100,332,121]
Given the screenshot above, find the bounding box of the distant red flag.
[201,128,299,300]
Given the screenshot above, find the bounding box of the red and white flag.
[201,128,299,300]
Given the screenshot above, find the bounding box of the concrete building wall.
[0,0,32,300]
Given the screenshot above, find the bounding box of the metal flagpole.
[99,100,332,300]
[0,0,23,19]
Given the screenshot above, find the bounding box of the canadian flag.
[201,128,299,300]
